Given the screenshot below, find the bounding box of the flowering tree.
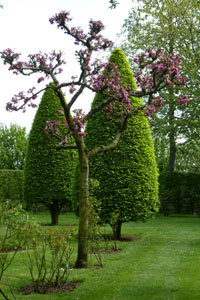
[0,11,188,268]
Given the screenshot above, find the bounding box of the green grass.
[30,211,79,227]
[1,213,200,300]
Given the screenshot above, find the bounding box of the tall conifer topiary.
[24,85,76,225]
[84,49,159,239]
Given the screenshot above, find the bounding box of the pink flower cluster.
[71,109,87,137]
[55,109,87,138]
[49,11,72,28]
[6,87,38,112]
[133,48,189,115]
[134,49,186,91]
[49,11,113,51]
[44,120,61,136]
[89,62,133,117]
[144,96,162,116]
[177,94,189,106]
[1,48,65,81]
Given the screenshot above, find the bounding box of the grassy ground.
[2,213,200,300]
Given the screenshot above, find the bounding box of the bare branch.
[0,287,10,300]
[56,143,78,150]
[86,96,114,119]
[67,84,86,110]
[88,115,128,158]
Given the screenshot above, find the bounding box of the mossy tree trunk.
[74,147,89,268]
[56,89,90,269]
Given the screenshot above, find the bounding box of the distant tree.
[0,124,27,170]
[23,86,76,225]
[121,0,200,172]
[85,49,159,240]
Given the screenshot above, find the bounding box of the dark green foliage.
[24,86,76,224]
[159,172,200,215]
[0,169,23,203]
[84,49,159,227]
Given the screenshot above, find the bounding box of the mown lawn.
[2,213,200,300]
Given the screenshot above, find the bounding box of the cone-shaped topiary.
[24,85,76,225]
[84,49,159,239]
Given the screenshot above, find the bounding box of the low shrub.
[0,201,38,282]
[25,226,76,293]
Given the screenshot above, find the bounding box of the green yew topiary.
[24,85,76,225]
[84,48,159,239]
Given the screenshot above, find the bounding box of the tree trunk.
[168,101,176,172]
[112,219,122,240]
[74,149,89,268]
[49,204,60,226]
[167,36,176,172]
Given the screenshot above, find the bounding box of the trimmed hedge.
[159,172,200,215]
[24,84,76,224]
[84,48,159,225]
[0,169,23,203]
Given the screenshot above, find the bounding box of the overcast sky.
[0,0,133,133]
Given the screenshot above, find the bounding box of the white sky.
[0,0,133,133]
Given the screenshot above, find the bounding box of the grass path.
[3,214,200,300]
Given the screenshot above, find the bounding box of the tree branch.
[88,115,127,158]
[67,84,86,110]
[56,143,78,150]
[86,96,114,119]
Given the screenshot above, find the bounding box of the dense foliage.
[23,86,76,225]
[0,124,27,170]
[0,169,23,203]
[159,171,200,215]
[84,49,159,239]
